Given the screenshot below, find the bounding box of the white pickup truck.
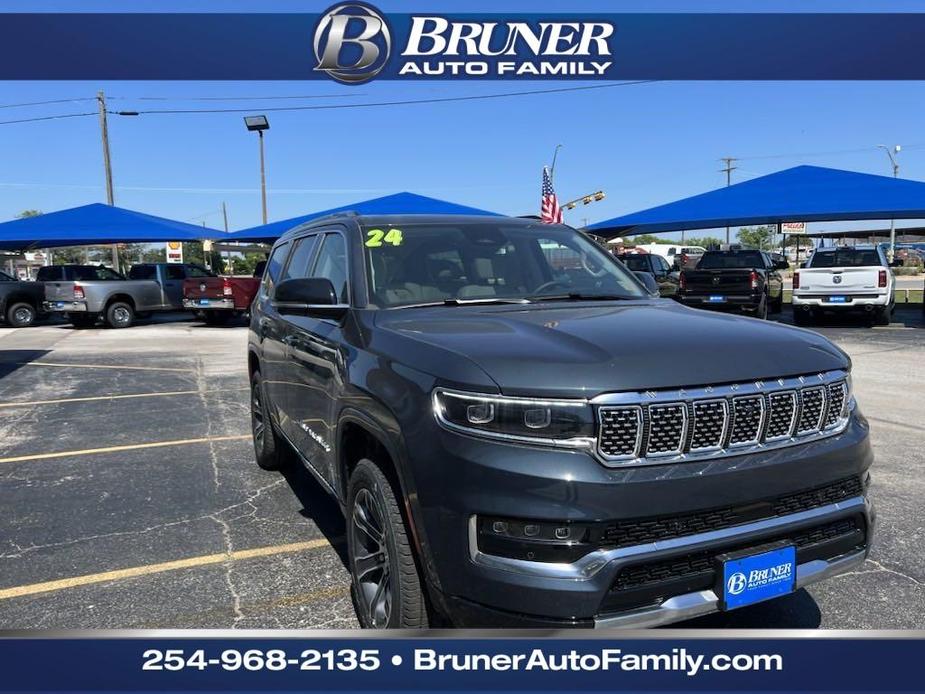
[792,245,895,325]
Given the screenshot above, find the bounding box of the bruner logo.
[313,3,391,84]
[727,572,748,595]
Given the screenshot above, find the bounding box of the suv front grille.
[597,475,863,549]
[596,371,850,465]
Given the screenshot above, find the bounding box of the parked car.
[0,269,44,327]
[41,263,210,328]
[635,244,707,270]
[617,252,680,297]
[248,213,873,628]
[182,260,266,325]
[792,246,895,326]
[677,249,786,319]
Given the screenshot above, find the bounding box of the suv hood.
[374,300,848,398]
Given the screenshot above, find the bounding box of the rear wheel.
[250,369,289,471]
[348,459,428,629]
[794,309,813,326]
[6,302,36,327]
[873,306,891,326]
[772,291,784,313]
[751,295,769,320]
[105,301,134,329]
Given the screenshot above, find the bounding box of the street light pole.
[258,130,268,225]
[96,90,120,272]
[549,144,563,183]
[878,144,901,261]
[720,157,737,245]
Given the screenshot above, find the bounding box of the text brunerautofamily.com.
[414,648,783,675]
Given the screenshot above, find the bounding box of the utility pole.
[878,145,901,261]
[222,201,232,275]
[720,157,737,245]
[96,90,121,273]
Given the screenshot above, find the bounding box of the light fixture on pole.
[245,115,270,225]
[877,144,901,261]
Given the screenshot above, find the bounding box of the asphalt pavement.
[0,307,922,629]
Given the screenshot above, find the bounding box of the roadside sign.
[166,241,184,263]
[781,222,807,235]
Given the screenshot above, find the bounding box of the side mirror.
[774,260,790,270]
[890,258,903,268]
[274,277,348,319]
[633,271,660,297]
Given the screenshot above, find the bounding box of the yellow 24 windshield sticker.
[365,228,403,248]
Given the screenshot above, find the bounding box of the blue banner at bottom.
[0,633,922,692]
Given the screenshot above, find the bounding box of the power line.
[0,112,97,126]
[109,94,368,102]
[0,97,95,110]
[118,81,658,116]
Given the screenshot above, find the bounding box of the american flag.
[541,166,563,224]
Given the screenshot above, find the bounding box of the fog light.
[524,407,551,429]
[492,521,508,534]
[554,527,571,540]
[467,402,495,424]
[523,524,540,537]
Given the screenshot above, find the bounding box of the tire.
[772,291,784,314]
[69,313,98,328]
[794,309,812,326]
[105,301,134,329]
[250,369,289,471]
[348,459,428,629]
[873,306,891,326]
[751,295,769,320]
[204,311,231,326]
[6,302,36,328]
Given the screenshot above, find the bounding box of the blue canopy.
[225,192,500,242]
[588,165,925,237]
[0,203,219,251]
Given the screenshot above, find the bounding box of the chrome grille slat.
[595,371,851,466]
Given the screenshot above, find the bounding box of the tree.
[737,225,775,250]
[16,209,42,219]
[685,236,723,249]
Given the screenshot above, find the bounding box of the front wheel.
[348,459,428,628]
[6,302,36,327]
[250,369,289,471]
[105,301,134,329]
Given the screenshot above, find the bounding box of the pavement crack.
[210,513,245,627]
[835,558,923,586]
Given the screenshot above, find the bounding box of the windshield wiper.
[526,292,635,302]
[395,297,532,309]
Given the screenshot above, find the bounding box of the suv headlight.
[432,388,594,448]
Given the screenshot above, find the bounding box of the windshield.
[697,251,764,269]
[619,255,650,272]
[363,221,647,308]
[809,249,882,268]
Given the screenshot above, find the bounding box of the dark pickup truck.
[678,249,786,319]
[0,270,44,327]
[248,213,873,629]
[617,253,680,298]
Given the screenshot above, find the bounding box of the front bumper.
[43,300,87,313]
[407,414,874,627]
[183,298,236,310]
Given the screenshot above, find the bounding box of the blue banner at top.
[2,8,925,81]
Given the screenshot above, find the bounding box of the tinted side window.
[280,234,319,282]
[166,265,186,280]
[129,265,157,280]
[261,242,290,298]
[36,267,62,281]
[311,234,349,303]
[655,256,670,273]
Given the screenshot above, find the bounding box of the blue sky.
[1,1,924,239]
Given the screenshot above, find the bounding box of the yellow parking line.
[15,361,194,373]
[0,435,251,464]
[0,388,250,409]
[0,539,330,601]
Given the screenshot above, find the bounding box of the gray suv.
[247,213,874,628]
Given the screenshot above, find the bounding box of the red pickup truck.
[182,261,266,325]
